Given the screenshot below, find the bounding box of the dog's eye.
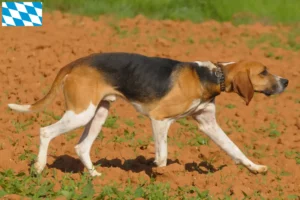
[260,69,268,76]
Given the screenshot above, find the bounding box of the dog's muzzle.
[263,77,289,96]
[280,78,289,88]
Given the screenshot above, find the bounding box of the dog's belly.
[130,99,212,120]
[131,102,148,115]
[104,95,212,120]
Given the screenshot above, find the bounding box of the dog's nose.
[280,78,289,87]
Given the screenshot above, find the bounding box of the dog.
[8,52,288,176]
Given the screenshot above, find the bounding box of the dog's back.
[86,52,182,102]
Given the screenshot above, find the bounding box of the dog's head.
[219,61,289,105]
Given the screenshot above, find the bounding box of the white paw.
[90,170,102,177]
[248,164,268,174]
[155,159,167,167]
[34,162,45,174]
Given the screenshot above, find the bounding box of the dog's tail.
[8,64,74,113]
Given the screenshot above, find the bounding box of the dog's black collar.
[215,65,225,92]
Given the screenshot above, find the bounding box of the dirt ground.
[0,11,300,199]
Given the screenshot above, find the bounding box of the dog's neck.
[193,61,234,99]
[215,62,236,93]
[215,64,226,92]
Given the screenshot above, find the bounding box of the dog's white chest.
[193,101,211,113]
[174,99,202,119]
[178,99,212,119]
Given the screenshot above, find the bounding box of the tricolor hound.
[8,52,288,176]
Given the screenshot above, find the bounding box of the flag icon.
[2,2,42,26]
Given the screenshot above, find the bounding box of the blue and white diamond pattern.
[2,2,43,26]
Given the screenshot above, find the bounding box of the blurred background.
[43,0,300,24]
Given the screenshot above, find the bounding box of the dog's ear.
[232,71,254,105]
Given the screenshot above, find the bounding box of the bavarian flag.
[2,2,42,26]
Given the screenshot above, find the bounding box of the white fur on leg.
[34,103,96,174]
[8,104,31,112]
[151,118,173,167]
[75,101,110,177]
[40,103,96,138]
[194,102,268,173]
[34,129,51,173]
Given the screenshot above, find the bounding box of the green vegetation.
[187,37,195,44]
[225,104,236,109]
[108,23,129,38]
[176,118,209,146]
[225,119,245,133]
[248,34,281,49]
[11,118,34,134]
[188,134,209,146]
[124,119,135,127]
[244,144,268,159]
[65,132,77,141]
[18,149,36,162]
[43,0,300,24]
[285,150,300,164]
[268,122,281,138]
[0,170,211,199]
[248,30,300,51]
[254,121,281,138]
[103,115,119,129]
[176,117,198,132]
[0,169,99,199]
[97,182,210,199]
[263,51,284,61]
[43,110,62,121]
[110,129,136,144]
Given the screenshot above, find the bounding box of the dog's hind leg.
[75,100,110,176]
[34,103,96,173]
[34,69,104,174]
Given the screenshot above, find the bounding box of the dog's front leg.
[151,119,173,167]
[193,102,268,173]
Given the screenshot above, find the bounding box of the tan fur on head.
[220,60,288,105]
[232,71,254,105]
